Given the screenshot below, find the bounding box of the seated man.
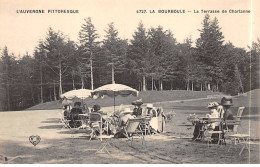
[221,97,235,129]
[69,102,83,128]
[132,99,143,117]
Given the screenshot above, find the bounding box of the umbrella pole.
[114,92,115,113]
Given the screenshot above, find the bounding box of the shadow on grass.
[38,125,63,129]
[41,120,60,124]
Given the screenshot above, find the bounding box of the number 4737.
[136,10,147,13]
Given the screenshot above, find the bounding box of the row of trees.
[0,14,259,111]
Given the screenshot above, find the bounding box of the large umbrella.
[60,89,92,100]
[91,83,139,112]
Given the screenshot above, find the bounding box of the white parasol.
[91,83,139,112]
[60,89,92,100]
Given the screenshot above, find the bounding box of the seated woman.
[63,105,71,119]
[119,108,135,126]
[211,97,235,143]
[145,104,159,133]
[91,104,112,135]
[206,102,219,129]
[69,102,83,128]
[92,104,106,115]
[145,104,157,117]
[114,108,136,138]
[81,102,90,114]
[192,102,219,140]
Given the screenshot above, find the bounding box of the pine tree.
[79,17,100,90]
[103,22,128,84]
[148,26,178,90]
[40,28,75,96]
[195,14,225,91]
[127,21,150,91]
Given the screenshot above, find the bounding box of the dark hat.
[74,102,81,106]
[93,104,101,111]
[221,97,233,106]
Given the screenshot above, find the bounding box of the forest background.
[0,14,259,111]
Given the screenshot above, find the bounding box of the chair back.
[217,105,225,118]
[89,112,102,122]
[236,106,245,121]
[125,118,143,133]
[89,112,103,138]
[89,113,102,128]
[61,110,69,120]
[233,106,245,133]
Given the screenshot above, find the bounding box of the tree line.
[0,14,259,111]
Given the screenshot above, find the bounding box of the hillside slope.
[27,90,224,110]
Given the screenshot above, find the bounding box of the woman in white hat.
[119,108,135,126]
[146,103,157,117]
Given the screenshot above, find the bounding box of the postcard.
[0,0,259,164]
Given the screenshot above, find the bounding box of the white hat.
[207,102,219,108]
[146,104,153,108]
[121,108,132,114]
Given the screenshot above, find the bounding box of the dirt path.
[0,99,259,164]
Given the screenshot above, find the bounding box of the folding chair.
[95,135,114,154]
[88,113,108,141]
[224,107,245,146]
[60,111,71,129]
[225,106,245,134]
[205,118,225,146]
[139,116,152,135]
[236,140,260,156]
[123,118,146,147]
[226,106,253,155]
[228,133,250,155]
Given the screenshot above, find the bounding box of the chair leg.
[228,144,233,152]
[95,140,111,154]
[239,143,250,156]
[142,135,146,147]
[207,139,212,148]
[89,129,96,141]
[239,145,246,156]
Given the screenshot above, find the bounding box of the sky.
[0,0,259,57]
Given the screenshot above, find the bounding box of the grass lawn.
[27,90,225,110]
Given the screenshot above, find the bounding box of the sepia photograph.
[0,0,259,164]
